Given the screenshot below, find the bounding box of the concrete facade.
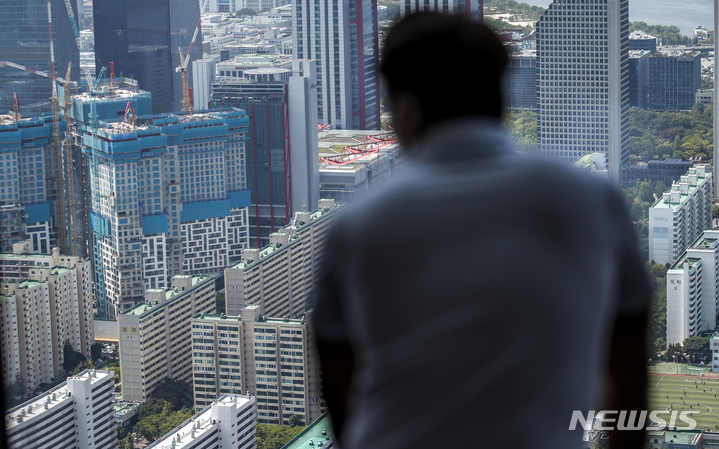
[5,369,116,449]
[536,0,629,182]
[667,229,719,346]
[649,166,713,265]
[146,395,257,449]
[191,308,324,425]
[225,199,342,318]
[118,275,216,401]
[0,243,94,392]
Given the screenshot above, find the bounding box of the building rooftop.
[122,275,211,316]
[692,237,718,250]
[630,30,657,40]
[651,167,710,209]
[281,413,333,449]
[146,395,253,449]
[5,370,113,429]
[670,254,702,271]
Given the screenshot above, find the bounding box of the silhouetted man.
[311,12,650,449]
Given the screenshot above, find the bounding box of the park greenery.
[378,0,400,22]
[484,0,545,21]
[629,21,713,46]
[504,107,715,164]
[257,423,307,449]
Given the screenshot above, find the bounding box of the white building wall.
[193,59,217,110]
[182,208,250,274]
[288,60,320,213]
[667,260,702,345]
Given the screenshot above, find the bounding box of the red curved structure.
[321,131,398,166]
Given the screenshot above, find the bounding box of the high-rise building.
[649,166,713,265]
[399,0,482,19]
[0,114,65,253]
[0,0,80,115]
[648,50,701,112]
[292,0,379,130]
[503,50,538,112]
[192,58,218,110]
[225,199,342,318]
[79,106,250,320]
[147,395,257,449]
[191,307,325,425]
[5,369,117,449]
[667,229,719,346]
[628,50,650,109]
[119,275,216,401]
[93,0,203,113]
[0,242,94,392]
[628,30,658,53]
[535,0,629,182]
[210,61,320,247]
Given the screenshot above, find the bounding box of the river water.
[520,0,713,36]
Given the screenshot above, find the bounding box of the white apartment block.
[146,395,256,449]
[0,242,94,392]
[536,0,629,182]
[191,306,324,425]
[119,275,216,402]
[712,333,719,372]
[649,166,713,265]
[4,369,117,449]
[225,199,342,318]
[667,229,719,346]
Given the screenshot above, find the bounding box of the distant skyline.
[518,0,712,36]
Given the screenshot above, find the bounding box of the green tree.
[63,341,86,372]
[256,424,306,449]
[91,342,103,361]
[117,423,128,441]
[216,292,226,315]
[108,366,121,383]
[288,414,302,427]
[150,378,194,411]
[134,401,192,442]
[655,180,667,198]
[684,336,711,361]
[235,8,257,16]
[713,205,719,220]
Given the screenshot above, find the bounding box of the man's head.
[381,12,508,146]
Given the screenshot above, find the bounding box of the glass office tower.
[93,0,202,113]
[0,0,80,114]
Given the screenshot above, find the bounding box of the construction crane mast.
[47,0,69,254]
[176,0,209,111]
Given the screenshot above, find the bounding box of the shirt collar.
[407,117,516,164]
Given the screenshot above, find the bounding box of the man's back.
[312,119,649,449]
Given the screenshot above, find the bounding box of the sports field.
[649,374,719,430]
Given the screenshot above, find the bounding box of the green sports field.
[649,374,719,430]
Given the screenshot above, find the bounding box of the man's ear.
[389,90,425,148]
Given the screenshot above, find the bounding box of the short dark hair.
[380,12,508,123]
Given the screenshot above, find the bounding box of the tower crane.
[176,0,209,111]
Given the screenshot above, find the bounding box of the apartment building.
[667,229,719,346]
[79,105,250,320]
[4,369,116,449]
[146,395,256,449]
[0,114,64,254]
[649,166,713,265]
[119,275,216,401]
[0,242,94,391]
[225,199,342,318]
[191,306,324,425]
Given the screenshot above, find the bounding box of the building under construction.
[0,113,67,253]
[74,96,250,319]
